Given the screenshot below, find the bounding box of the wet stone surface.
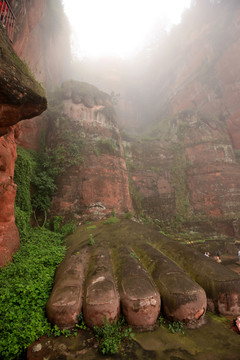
[46,219,240,330]
[31,219,240,359]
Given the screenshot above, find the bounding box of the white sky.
[62,0,192,59]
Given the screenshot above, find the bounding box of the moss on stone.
[0,25,46,102]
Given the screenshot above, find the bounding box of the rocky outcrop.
[0,25,46,136]
[9,0,71,150]
[0,126,19,266]
[48,81,133,221]
[0,26,47,266]
[46,219,240,330]
[126,109,240,235]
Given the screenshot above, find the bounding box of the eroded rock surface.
[46,247,89,329]
[0,27,47,266]
[48,81,133,221]
[137,243,206,326]
[46,219,240,329]
[83,246,120,327]
[151,234,240,315]
[116,247,160,328]
[0,26,46,136]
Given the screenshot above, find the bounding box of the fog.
[61,0,233,134]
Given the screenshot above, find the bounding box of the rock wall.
[126,109,240,235]
[120,1,240,234]
[165,1,240,151]
[48,82,133,221]
[9,0,71,89]
[11,0,71,149]
[0,25,47,266]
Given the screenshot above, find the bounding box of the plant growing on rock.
[93,316,134,355]
[89,234,95,246]
[168,321,185,335]
[104,216,120,224]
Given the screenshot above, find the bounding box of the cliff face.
[11,0,71,150]
[164,1,240,151]
[48,82,133,221]
[120,1,240,234]
[8,0,240,237]
[126,110,240,235]
[10,0,71,89]
[0,26,47,266]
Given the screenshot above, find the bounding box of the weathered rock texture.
[46,246,89,329]
[83,246,120,327]
[151,234,240,315]
[48,81,133,221]
[0,25,46,136]
[10,0,71,89]
[76,1,240,235]
[0,26,47,266]
[46,219,240,329]
[9,0,71,150]
[137,243,206,326]
[116,247,160,328]
[126,110,240,235]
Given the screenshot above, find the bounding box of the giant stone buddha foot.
[46,219,240,330]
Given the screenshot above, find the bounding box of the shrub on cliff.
[97,138,117,155]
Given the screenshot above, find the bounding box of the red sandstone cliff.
[47,81,133,221]
[10,0,71,151]
[9,0,71,88]
[0,25,47,266]
[118,1,240,234]
[9,0,240,236]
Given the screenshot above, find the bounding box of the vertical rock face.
[121,2,240,233]
[49,82,133,221]
[126,110,240,235]
[0,127,19,266]
[0,26,47,266]
[10,0,71,150]
[10,0,71,89]
[164,2,240,152]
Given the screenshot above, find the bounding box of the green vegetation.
[168,321,185,335]
[76,313,87,330]
[87,225,97,230]
[130,251,138,259]
[157,315,185,335]
[111,208,116,217]
[2,141,77,359]
[0,25,45,99]
[93,147,100,157]
[128,180,142,215]
[158,315,165,327]
[171,144,190,222]
[104,216,120,224]
[14,146,59,227]
[93,316,134,355]
[14,147,36,215]
[88,234,95,246]
[125,211,133,219]
[0,228,66,360]
[97,138,117,155]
